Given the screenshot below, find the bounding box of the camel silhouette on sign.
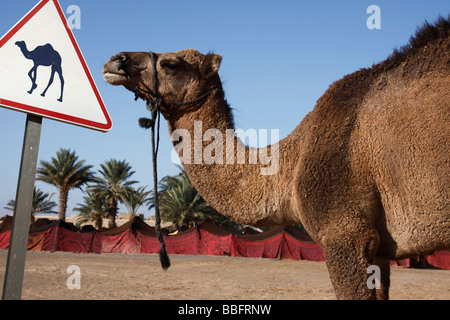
[15,41,64,102]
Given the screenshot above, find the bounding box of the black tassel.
[159,247,171,270]
[139,117,154,129]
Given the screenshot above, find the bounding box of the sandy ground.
[0,250,449,300]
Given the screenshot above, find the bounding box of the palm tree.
[4,187,57,224]
[150,167,241,229]
[36,148,94,221]
[73,192,107,230]
[120,186,152,219]
[88,159,138,228]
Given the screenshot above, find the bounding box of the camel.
[102,17,449,300]
[15,41,64,102]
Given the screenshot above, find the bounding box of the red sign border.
[0,0,112,132]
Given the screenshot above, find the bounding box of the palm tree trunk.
[58,187,68,221]
[107,200,118,229]
[107,213,116,229]
[94,215,103,230]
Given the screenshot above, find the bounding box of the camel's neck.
[18,45,31,59]
[165,89,297,227]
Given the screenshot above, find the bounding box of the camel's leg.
[322,229,384,300]
[27,66,38,94]
[56,67,64,102]
[41,66,56,98]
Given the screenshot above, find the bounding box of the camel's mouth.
[103,72,128,85]
[102,60,129,86]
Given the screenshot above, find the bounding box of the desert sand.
[0,250,448,300]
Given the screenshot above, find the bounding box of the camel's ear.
[200,53,222,77]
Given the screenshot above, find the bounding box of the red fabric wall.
[99,230,140,254]
[0,230,11,250]
[0,217,448,269]
[197,228,233,256]
[427,250,450,270]
[282,233,325,261]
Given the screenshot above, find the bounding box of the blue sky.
[0,0,448,218]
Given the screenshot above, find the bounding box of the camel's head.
[102,49,222,116]
[15,40,25,48]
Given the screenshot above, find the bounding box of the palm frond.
[36,148,94,220]
[151,166,241,229]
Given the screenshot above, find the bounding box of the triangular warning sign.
[0,0,112,132]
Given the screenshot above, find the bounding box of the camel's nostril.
[115,54,130,72]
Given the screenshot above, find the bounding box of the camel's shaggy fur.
[103,16,449,299]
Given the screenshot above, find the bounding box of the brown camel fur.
[102,17,450,300]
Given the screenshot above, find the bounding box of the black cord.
[117,51,216,271]
[149,104,170,270]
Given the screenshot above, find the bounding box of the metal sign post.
[2,114,42,300]
[0,0,111,299]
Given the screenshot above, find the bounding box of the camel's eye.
[160,59,182,70]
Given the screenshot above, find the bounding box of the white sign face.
[0,0,112,132]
